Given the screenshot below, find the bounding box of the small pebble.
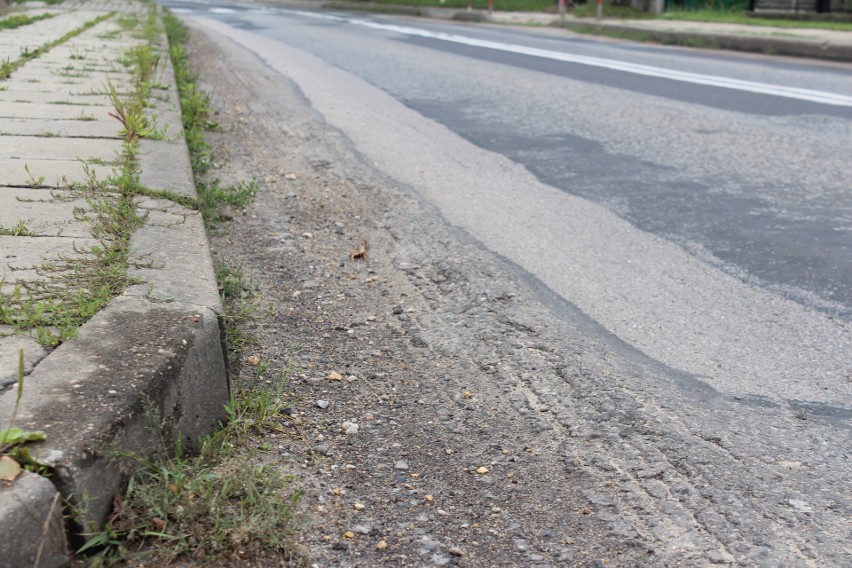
[343,531,355,539]
[354,503,366,510]
[449,547,464,557]
[377,540,388,550]
[317,400,329,409]
[395,461,409,470]
[476,467,489,475]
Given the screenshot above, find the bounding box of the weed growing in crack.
[197,178,260,228]
[0,350,50,477]
[214,259,261,353]
[106,81,153,143]
[0,12,55,31]
[0,58,12,79]
[0,220,36,236]
[23,164,46,188]
[81,365,306,566]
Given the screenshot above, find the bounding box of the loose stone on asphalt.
[189,14,852,566]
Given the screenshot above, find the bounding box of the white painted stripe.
[209,7,236,14]
[291,10,852,107]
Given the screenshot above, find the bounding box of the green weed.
[0,13,55,31]
[214,259,261,352]
[106,81,153,142]
[166,13,263,229]
[0,220,35,236]
[0,58,13,80]
[81,374,306,566]
[24,164,46,188]
[0,350,50,477]
[197,178,260,227]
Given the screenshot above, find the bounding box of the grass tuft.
[82,377,306,566]
[0,12,55,31]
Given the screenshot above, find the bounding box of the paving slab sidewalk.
[0,1,227,565]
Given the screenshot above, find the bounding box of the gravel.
[188,22,852,568]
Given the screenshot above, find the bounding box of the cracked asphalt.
[185,12,851,566]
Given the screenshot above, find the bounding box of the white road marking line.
[291,10,852,107]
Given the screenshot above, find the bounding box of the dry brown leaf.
[0,456,21,482]
[349,239,368,261]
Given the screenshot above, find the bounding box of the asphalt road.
[164,2,852,564]
[166,0,851,407]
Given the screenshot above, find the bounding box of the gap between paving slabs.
[0,2,228,564]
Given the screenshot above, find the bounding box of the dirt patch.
[189,27,657,568]
[178,13,852,567]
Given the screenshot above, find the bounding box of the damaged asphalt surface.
[185,13,850,568]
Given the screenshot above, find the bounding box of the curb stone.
[0,471,67,568]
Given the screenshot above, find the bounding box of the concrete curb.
[0,2,229,564]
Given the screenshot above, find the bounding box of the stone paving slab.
[0,234,100,291]
[0,158,116,188]
[0,91,111,104]
[13,78,136,95]
[0,101,120,120]
[1,135,124,161]
[0,80,116,96]
[0,117,122,138]
[0,234,99,272]
[0,187,92,238]
[5,69,134,89]
[0,332,48,390]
